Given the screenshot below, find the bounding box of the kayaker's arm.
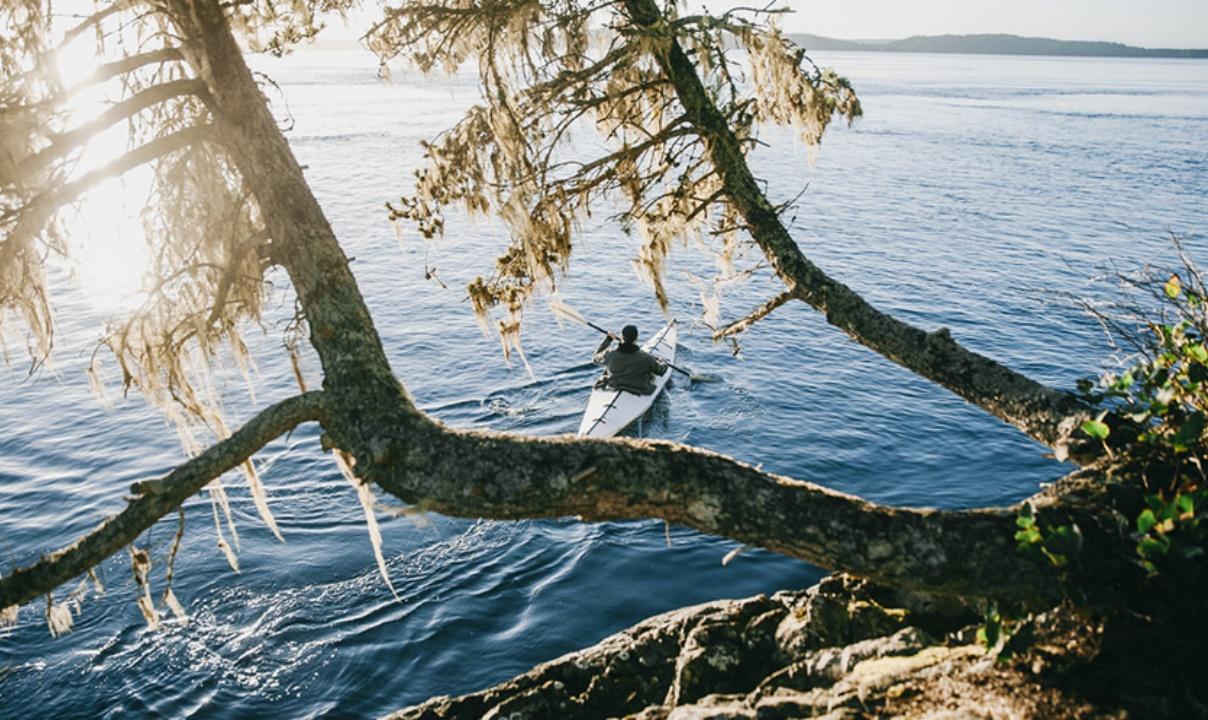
[593,335,613,365]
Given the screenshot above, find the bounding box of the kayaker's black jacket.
[593,338,667,395]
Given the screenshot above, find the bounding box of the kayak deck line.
[582,389,626,437]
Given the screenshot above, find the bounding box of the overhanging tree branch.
[361,415,1135,604]
[714,289,793,340]
[13,47,187,103]
[0,391,327,611]
[3,123,213,253]
[75,47,185,92]
[15,78,208,183]
[620,0,1094,458]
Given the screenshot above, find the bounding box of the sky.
[749,0,1208,48]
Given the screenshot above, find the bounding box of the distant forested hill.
[787,33,1208,59]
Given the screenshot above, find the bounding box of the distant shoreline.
[788,33,1208,60]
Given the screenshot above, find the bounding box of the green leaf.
[1166,274,1182,299]
[1050,523,1081,548]
[1177,494,1195,515]
[1117,371,1135,389]
[978,613,1001,650]
[1015,527,1041,544]
[1188,344,1208,364]
[1016,515,1035,529]
[1138,535,1170,558]
[1138,509,1157,534]
[1081,420,1110,440]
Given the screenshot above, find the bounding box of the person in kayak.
[593,324,668,395]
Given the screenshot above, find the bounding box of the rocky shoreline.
[387,575,1114,719]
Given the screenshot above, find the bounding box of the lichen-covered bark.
[0,391,325,610]
[367,419,1140,604]
[620,0,1093,459]
[162,0,422,460]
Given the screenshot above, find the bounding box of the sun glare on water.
[54,24,153,317]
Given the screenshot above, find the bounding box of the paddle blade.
[548,298,588,327]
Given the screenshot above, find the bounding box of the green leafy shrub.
[1077,256,1208,573]
[1015,504,1082,569]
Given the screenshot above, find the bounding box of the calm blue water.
[2,50,1206,718]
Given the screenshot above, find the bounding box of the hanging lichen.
[0,1,327,585]
[335,450,401,600]
[45,593,73,637]
[162,508,188,622]
[370,1,861,350]
[129,546,160,630]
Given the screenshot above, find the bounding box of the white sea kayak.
[577,320,677,438]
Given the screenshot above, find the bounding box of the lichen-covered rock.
[387,594,782,720]
[772,575,911,659]
[665,602,785,705]
[758,626,936,694]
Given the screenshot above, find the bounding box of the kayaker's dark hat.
[621,325,638,344]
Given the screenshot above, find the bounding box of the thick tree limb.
[363,417,1138,605]
[0,391,326,611]
[620,0,1093,458]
